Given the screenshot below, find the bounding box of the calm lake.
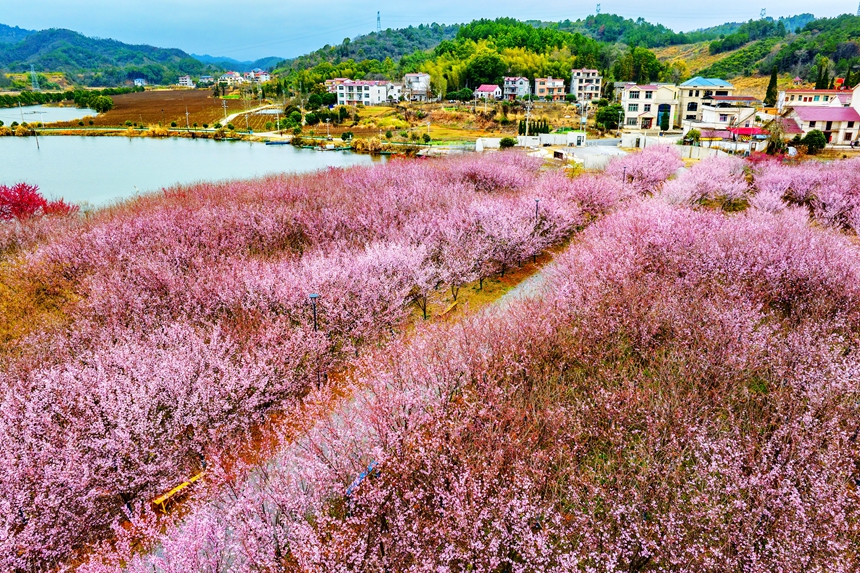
[1,136,383,206]
[0,104,98,125]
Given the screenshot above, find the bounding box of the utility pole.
[185,107,190,130]
[525,100,532,136]
[30,65,40,92]
[222,99,228,121]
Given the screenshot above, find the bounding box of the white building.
[777,88,849,112]
[403,72,432,101]
[474,84,502,100]
[620,84,679,130]
[503,77,530,101]
[570,68,602,102]
[177,75,194,88]
[681,96,759,135]
[336,80,399,106]
[198,75,214,85]
[325,78,351,93]
[678,77,735,122]
[219,72,245,86]
[133,78,147,87]
[784,106,860,145]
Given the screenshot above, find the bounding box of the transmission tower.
[30,65,40,92]
[760,8,766,19]
[857,1,859,16]
[377,11,381,33]
[596,3,601,14]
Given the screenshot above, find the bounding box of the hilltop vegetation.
[0,23,33,45]
[0,27,219,86]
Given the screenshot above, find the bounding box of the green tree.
[91,95,114,113]
[660,110,670,132]
[499,137,517,148]
[801,129,827,153]
[595,103,624,129]
[464,53,506,87]
[422,133,431,143]
[307,93,322,109]
[764,67,778,107]
[565,94,577,103]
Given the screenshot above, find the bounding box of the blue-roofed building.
[679,77,735,122]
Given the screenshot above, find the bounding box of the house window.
[689,90,694,97]
[644,104,651,112]
[628,104,639,112]
[645,91,653,99]
[629,91,640,99]
[813,95,820,101]
[719,114,729,122]
[845,132,853,141]
[809,121,816,128]
[685,115,696,120]
[686,102,698,112]
[695,90,700,96]
[626,118,638,126]
[849,122,855,128]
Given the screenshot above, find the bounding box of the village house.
[570,68,602,102]
[325,78,351,93]
[336,80,399,106]
[619,83,679,130]
[177,75,194,88]
[198,75,214,85]
[535,77,566,101]
[784,106,860,145]
[679,77,735,122]
[777,88,850,112]
[474,84,502,100]
[403,72,432,101]
[682,95,760,135]
[503,77,530,100]
[219,71,245,86]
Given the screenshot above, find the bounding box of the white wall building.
[403,72,431,101]
[620,84,679,130]
[777,88,849,112]
[336,80,398,106]
[177,75,194,88]
[474,84,502,100]
[681,96,759,135]
[678,77,735,122]
[570,68,602,102]
[503,77,530,100]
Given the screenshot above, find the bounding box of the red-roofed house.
[786,105,860,144]
[474,84,502,100]
[777,88,848,112]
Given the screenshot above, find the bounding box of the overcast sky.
[3,1,857,61]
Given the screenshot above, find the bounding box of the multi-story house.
[570,68,602,102]
[336,80,399,106]
[325,78,351,93]
[198,76,214,85]
[403,73,432,101]
[177,75,194,88]
[784,106,860,145]
[681,95,760,134]
[474,84,502,100]
[503,77,530,100]
[777,88,850,112]
[535,77,566,101]
[620,84,679,130]
[679,77,735,122]
[219,72,245,86]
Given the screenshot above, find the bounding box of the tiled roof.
[730,127,767,136]
[475,84,501,92]
[783,89,846,94]
[782,118,804,134]
[680,77,733,88]
[709,96,759,102]
[792,106,860,122]
[629,84,659,90]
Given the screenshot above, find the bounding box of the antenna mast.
[377,11,381,33]
[30,65,40,92]
[760,8,766,19]
[596,3,601,14]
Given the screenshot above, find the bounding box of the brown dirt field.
[48,89,250,128]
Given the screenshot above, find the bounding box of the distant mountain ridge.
[191,54,282,72]
[0,23,34,45]
[0,26,219,86]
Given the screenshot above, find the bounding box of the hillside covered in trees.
[0,27,221,86]
[698,14,860,81]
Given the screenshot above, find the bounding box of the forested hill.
[191,54,282,72]
[0,27,219,86]
[278,23,460,73]
[0,23,34,45]
[699,14,860,80]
